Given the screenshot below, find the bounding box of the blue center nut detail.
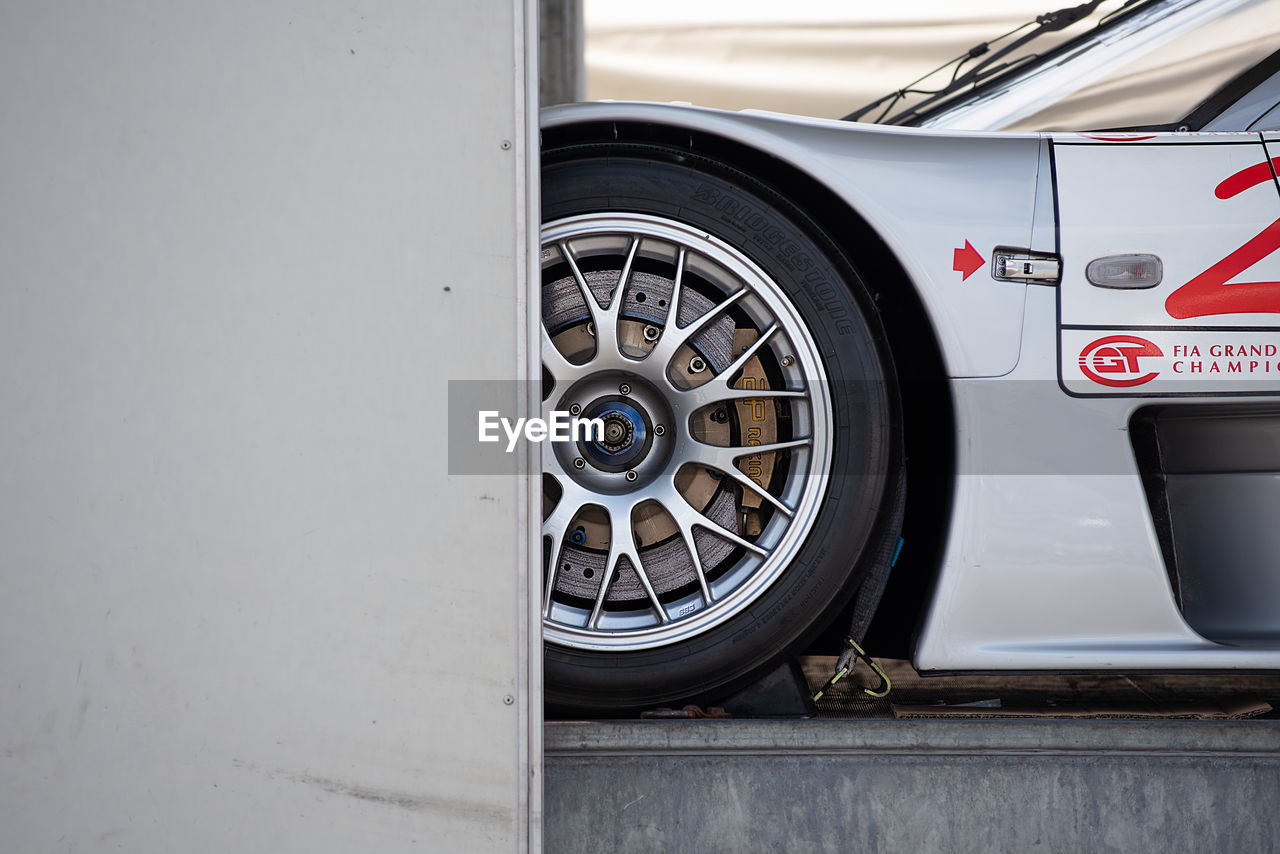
[580,397,651,472]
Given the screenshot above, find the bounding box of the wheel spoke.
[686,438,811,518]
[540,322,580,387]
[595,237,640,361]
[695,515,768,558]
[719,465,796,519]
[675,325,811,410]
[559,236,640,364]
[542,529,568,617]
[644,486,714,604]
[559,240,600,326]
[722,323,779,381]
[684,384,807,411]
[540,440,571,482]
[692,437,812,468]
[588,501,669,628]
[648,285,748,369]
[541,483,591,617]
[655,481,762,568]
[613,236,641,312]
[667,247,687,330]
[680,523,714,605]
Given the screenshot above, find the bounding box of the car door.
[1054,133,1280,395]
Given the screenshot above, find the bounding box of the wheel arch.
[541,110,955,659]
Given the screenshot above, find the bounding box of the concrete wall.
[0,3,539,851]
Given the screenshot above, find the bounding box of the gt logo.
[1165,158,1280,319]
[1078,335,1163,387]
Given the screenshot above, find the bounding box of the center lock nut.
[599,411,634,451]
[578,397,650,473]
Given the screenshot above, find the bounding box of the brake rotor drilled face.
[555,373,673,494]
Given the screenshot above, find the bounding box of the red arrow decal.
[953,240,985,281]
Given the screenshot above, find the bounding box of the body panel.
[916,287,1280,670]
[1054,136,1280,396]
[544,101,1280,672]
[544,103,1037,378]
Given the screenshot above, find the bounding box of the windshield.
[990,0,1280,130]
[907,0,1280,130]
[845,0,1119,125]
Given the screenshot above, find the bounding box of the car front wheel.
[540,148,896,714]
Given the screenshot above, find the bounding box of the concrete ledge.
[546,720,1280,852]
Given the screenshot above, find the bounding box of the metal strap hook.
[811,638,892,701]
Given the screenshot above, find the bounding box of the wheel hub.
[555,373,673,493]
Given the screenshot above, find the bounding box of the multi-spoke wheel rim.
[541,213,833,652]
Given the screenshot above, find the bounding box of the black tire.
[541,146,897,715]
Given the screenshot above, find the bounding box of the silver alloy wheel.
[541,213,833,652]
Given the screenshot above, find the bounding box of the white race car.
[539,0,1280,713]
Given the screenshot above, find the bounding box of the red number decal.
[1164,157,1280,319]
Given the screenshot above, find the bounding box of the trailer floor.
[545,659,1280,852]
